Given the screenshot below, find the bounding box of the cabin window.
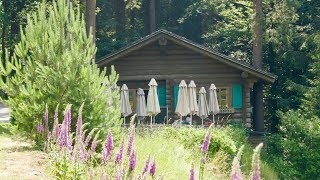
[216,87,232,109]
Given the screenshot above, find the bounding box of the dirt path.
[0,136,48,179]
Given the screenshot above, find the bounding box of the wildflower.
[84,129,96,148]
[106,130,114,153]
[127,129,134,156]
[76,107,83,138]
[230,145,244,180]
[201,132,211,153]
[102,130,114,165]
[57,118,72,151]
[44,104,49,133]
[190,163,195,180]
[37,123,44,134]
[64,105,72,133]
[46,131,51,151]
[53,105,60,139]
[115,139,124,165]
[251,143,263,180]
[129,150,137,171]
[116,165,122,180]
[150,158,156,177]
[143,155,150,174]
[91,131,100,152]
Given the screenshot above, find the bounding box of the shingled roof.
[97,29,277,83]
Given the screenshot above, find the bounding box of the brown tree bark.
[114,0,126,41]
[252,0,264,132]
[85,0,96,43]
[149,0,156,33]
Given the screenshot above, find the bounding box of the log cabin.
[97,30,277,129]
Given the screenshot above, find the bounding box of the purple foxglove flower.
[116,165,122,180]
[57,118,72,151]
[230,145,244,180]
[44,104,49,133]
[106,131,114,154]
[143,155,150,174]
[76,111,83,138]
[53,106,59,139]
[251,143,263,180]
[150,159,156,177]
[85,129,97,148]
[190,163,195,180]
[127,130,134,156]
[91,132,100,152]
[129,150,137,171]
[115,140,124,165]
[64,105,72,133]
[37,123,44,134]
[201,132,211,153]
[102,131,114,165]
[252,167,260,180]
[46,131,51,151]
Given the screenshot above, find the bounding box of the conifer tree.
[0,0,121,138]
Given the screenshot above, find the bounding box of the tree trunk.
[85,0,96,43]
[114,0,126,41]
[149,0,156,33]
[253,0,263,69]
[252,0,264,132]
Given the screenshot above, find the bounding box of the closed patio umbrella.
[208,84,220,124]
[175,80,190,124]
[198,87,209,126]
[136,88,147,124]
[188,80,199,125]
[147,78,161,125]
[120,84,132,125]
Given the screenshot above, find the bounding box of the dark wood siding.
[104,39,246,123]
[108,40,242,86]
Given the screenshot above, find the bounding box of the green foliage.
[267,111,320,179]
[162,127,237,157]
[0,0,121,139]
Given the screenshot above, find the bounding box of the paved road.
[0,103,10,123]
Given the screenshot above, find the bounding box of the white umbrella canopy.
[120,84,132,125]
[175,80,190,117]
[136,88,147,124]
[198,87,209,126]
[147,78,161,124]
[188,80,199,115]
[188,80,199,125]
[208,84,220,123]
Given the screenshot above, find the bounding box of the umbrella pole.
[123,116,125,127]
[213,114,214,126]
[150,116,152,125]
[190,114,192,125]
[201,118,204,127]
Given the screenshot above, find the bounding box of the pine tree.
[0,0,121,138]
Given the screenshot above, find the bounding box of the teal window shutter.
[174,85,179,109]
[232,84,243,109]
[157,86,166,107]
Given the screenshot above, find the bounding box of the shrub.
[267,110,320,179]
[162,127,237,157]
[0,0,121,139]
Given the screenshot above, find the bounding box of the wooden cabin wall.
[105,39,248,125]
